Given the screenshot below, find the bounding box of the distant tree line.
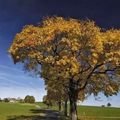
[0,95,35,104]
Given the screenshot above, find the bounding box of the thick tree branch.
[78,63,104,91]
[93,66,120,74]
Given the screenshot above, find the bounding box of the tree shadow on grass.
[30,109,58,114]
[7,115,45,120]
[7,109,61,120]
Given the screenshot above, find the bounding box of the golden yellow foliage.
[9,16,120,99]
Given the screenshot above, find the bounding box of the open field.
[0,102,37,120]
[77,106,120,120]
[0,102,120,120]
[0,102,60,120]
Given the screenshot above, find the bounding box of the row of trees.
[0,98,19,102]
[9,17,120,120]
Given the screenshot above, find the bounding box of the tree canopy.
[9,17,120,120]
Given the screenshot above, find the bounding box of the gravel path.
[40,109,61,120]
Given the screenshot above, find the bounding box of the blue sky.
[0,0,120,106]
[0,63,46,101]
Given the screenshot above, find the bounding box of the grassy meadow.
[0,102,120,120]
[0,102,37,120]
[77,106,120,120]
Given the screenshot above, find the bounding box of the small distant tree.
[24,95,35,103]
[101,105,105,107]
[107,103,111,107]
[0,98,2,102]
[4,98,9,102]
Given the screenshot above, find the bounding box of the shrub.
[107,103,111,107]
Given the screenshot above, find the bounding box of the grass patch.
[77,105,120,120]
[0,102,120,120]
[0,102,41,120]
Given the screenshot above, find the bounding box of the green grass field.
[0,102,38,120]
[0,102,120,120]
[77,106,120,120]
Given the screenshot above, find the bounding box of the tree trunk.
[69,96,77,120]
[58,101,62,111]
[69,79,78,120]
[64,100,68,117]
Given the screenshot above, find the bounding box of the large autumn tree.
[9,17,120,120]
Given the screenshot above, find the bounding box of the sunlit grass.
[0,102,120,120]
